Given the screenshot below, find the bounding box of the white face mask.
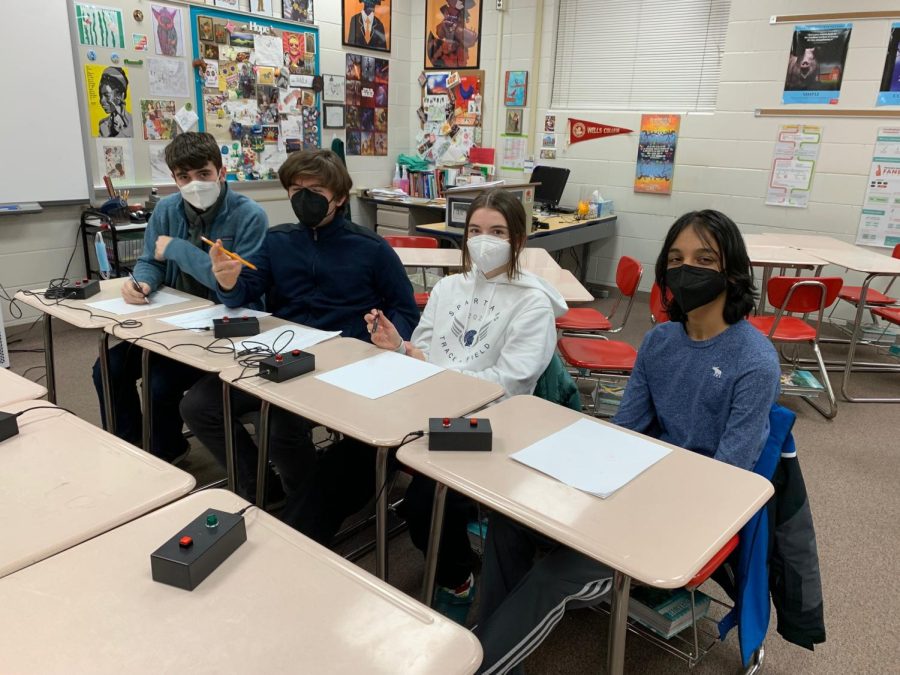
[179,179,221,210]
[466,234,511,275]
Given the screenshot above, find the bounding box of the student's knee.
[91,357,103,392]
[179,378,219,427]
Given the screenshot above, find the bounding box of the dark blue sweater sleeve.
[216,236,274,308]
[375,242,420,340]
[612,332,659,436]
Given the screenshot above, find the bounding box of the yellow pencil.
[201,236,258,270]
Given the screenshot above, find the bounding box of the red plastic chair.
[384,235,439,310]
[556,256,643,335]
[649,282,670,324]
[748,276,843,419]
[832,243,899,312]
[873,305,900,326]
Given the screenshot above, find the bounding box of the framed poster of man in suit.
[343,0,391,53]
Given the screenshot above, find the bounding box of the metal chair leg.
[802,341,837,419]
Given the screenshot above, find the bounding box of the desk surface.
[0,402,195,578]
[419,214,616,238]
[800,247,900,275]
[105,314,311,373]
[746,244,828,267]
[397,396,773,588]
[15,279,212,330]
[0,489,483,674]
[752,233,859,251]
[0,368,47,406]
[222,337,504,448]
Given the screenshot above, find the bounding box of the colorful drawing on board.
[85,65,133,138]
[140,99,178,141]
[95,138,135,182]
[782,23,852,105]
[132,33,149,52]
[425,0,482,69]
[75,4,124,48]
[634,114,680,195]
[151,4,184,57]
[343,0,391,53]
[283,32,305,74]
[504,70,527,106]
[505,109,522,135]
[283,0,314,23]
[250,0,274,16]
[877,23,900,106]
[213,22,228,44]
[197,16,214,42]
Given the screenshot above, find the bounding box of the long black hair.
[655,210,756,324]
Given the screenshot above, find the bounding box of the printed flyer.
[765,125,822,209]
[857,127,900,248]
[634,114,680,195]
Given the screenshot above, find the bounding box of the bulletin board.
[68,0,319,194]
[416,68,484,164]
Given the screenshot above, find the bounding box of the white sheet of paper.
[148,142,171,183]
[510,419,672,498]
[236,325,339,354]
[175,105,199,132]
[253,34,283,67]
[159,305,270,332]
[86,290,190,316]
[148,57,191,98]
[315,351,444,400]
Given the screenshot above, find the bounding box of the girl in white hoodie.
[282,190,567,622]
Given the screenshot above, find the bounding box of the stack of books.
[592,380,626,416]
[623,587,712,640]
[780,369,824,397]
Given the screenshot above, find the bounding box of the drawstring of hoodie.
[460,265,499,349]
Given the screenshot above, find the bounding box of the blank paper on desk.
[315,351,444,399]
[511,419,671,498]
[86,290,189,315]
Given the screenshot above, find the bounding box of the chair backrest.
[649,282,670,324]
[767,276,843,313]
[383,235,438,249]
[616,256,642,297]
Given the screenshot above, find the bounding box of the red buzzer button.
[442,417,451,428]
[83,278,89,283]
[74,281,81,286]
[470,418,478,427]
[222,316,230,322]
[291,349,300,356]
[179,536,193,548]
[242,316,249,321]
[275,354,283,362]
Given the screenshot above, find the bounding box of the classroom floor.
[6,293,899,675]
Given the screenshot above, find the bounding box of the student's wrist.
[394,339,407,355]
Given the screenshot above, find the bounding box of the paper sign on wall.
[634,114,680,195]
[857,127,900,248]
[765,125,821,209]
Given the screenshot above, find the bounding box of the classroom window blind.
[551,0,730,112]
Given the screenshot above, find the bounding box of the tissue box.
[597,199,614,216]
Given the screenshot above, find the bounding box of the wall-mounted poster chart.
[782,23,852,105]
[877,23,900,107]
[857,127,900,248]
[634,114,680,195]
[191,4,320,181]
[765,125,821,209]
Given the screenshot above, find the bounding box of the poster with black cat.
[782,23,852,105]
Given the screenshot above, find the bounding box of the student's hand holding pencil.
[209,239,244,291]
[365,309,402,351]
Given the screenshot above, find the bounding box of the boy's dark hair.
[655,210,756,324]
[278,149,353,202]
[461,189,527,278]
[164,132,223,172]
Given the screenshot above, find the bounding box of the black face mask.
[666,264,727,314]
[291,188,333,228]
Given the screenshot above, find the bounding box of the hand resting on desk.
[121,281,151,304]
[210,239,243,291]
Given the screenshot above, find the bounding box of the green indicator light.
[206,514,219,528]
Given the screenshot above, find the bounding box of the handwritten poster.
[766,125,822,209]
[500,134,527,171]
[634,114,680,195]
[857,127,900,248]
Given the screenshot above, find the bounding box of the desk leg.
[421,482,448,605]
[223,381,237,493]
[43,315,56,404]
[579,242,590,284]
[606,570,631,675]
[375,445,390,581]
[140,348,151,451]
[97,332,115,435]
[255,401,271,508]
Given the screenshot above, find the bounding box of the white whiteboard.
[0,0,90,203]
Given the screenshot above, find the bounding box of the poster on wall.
[75,4,124,48]
[567,118,632,146]
[95,138,136,183]
[150,4,185,57]
[345,53,389,155]
[782,24,852,105]
[634,114,679,195]
[343,0,391,53]
[500,134,527,171]
[504,71,527,107]
[283,0,314,24]
[765,125,822,209]
[84,65,133,138]
[424,0,482,69]
[877,23,900,107]
[856,127,900,248]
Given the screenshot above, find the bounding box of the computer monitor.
[531,165,571,211]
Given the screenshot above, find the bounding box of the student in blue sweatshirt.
[474,210,781,674]
[180,149,419,501]
[91,132,267,463]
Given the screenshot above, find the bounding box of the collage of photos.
[345,53,389,156]
[414,68,483,164]
[196,14,320,180]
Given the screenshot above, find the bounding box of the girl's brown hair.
[461,189,527,277]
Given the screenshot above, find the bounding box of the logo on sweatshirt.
[712,366,722,379]
[439,297,501,364]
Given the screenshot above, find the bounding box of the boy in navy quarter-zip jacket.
[180,149,419,505]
